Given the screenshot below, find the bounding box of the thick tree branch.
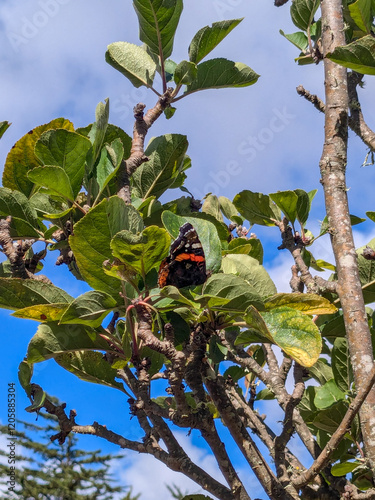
[320,0,375,474]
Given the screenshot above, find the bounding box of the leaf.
[12,303,69,322]
[331,461,361,477]
[96,139,124,195]
[27,323,110,364]
[279,29,309,51]
[233,190,281,226]
[185,58,259,95]
[133,0,183,59]
[290,0,320,31]
[159,286,198,309]
[348,0,373,33]
[357,238,375,286]
[200,274,264,312]
[269,190,299,223]
[111,226,171,276]
[0,121,10,139]
[174,60,197,85]
[34,129,91,198]
[218,195,241,222]
[161,211,222,272]
[308,359,334,385]
[202,194,223,222]
[332,337,353,393]
[295,188,314,225]
[59,291,118,327]
[261,307,322,367]
[55,351,127,392]
[131,134,189,199]
[27,166,75,201]
[189,18,243,64]
[25,386,46,413]
[0,278,72,311]
[314,379,346,409]
[105,42,157,87]
[264,293,337,315]
[318,311,346,338]
[2,118,74,197]
[69,197,144,294]
[84,99,110,173]
[18,360,33,396]
[0,188,39,227]
[326,35,375,75]
[221,254,277,299]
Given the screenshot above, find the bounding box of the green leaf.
[56,351,127,392]
[290,0,320,31]
[314,379,346,409]
[331,461,361,477]
[326,35,375,75]
[25,386,46,413]
[34,129,91,199]
[27,166,75,201]
[233,190,281,226]
[279,30,309,51]
[27,323,110,364]
[332,338,353,393]
[159,286,198,309]
[69,197,144,294]
[0,121,10,140]
[161,211,222,272]
[18,360,33,396]
[2,118,74,197]
[133,0,183,60]
[0,278,72,311]
[318,311,346,338]
[96,139,124,196]
[307,359,334,386]
[261,307,322,367]
[221,254,277,299]
[357,238,375,286]
[0,188,39,227]
[105,42,157,87]
[84,99,110,174]
[218,195,242,222]
[59,291,118,327]
[264,292,337,315]
[200,274,264,312]
[295,188,314,225]
[202,194,223,222]
[185,58,259,96]
[223,238,252,256]
[189,19,243,64]
[348,0,373,33]
[174,60,197,85]
[269,190,299,224]
[111,226,171,276]
[255,388,276,401]
[131,134,189,199]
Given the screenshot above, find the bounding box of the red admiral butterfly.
[158,223,207,288]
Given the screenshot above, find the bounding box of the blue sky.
[1,1,375,498]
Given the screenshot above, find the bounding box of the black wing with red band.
[158,223,207,288]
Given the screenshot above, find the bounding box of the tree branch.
[117,88,174,204]
[293,363,375,489]
[319,0,375,474]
